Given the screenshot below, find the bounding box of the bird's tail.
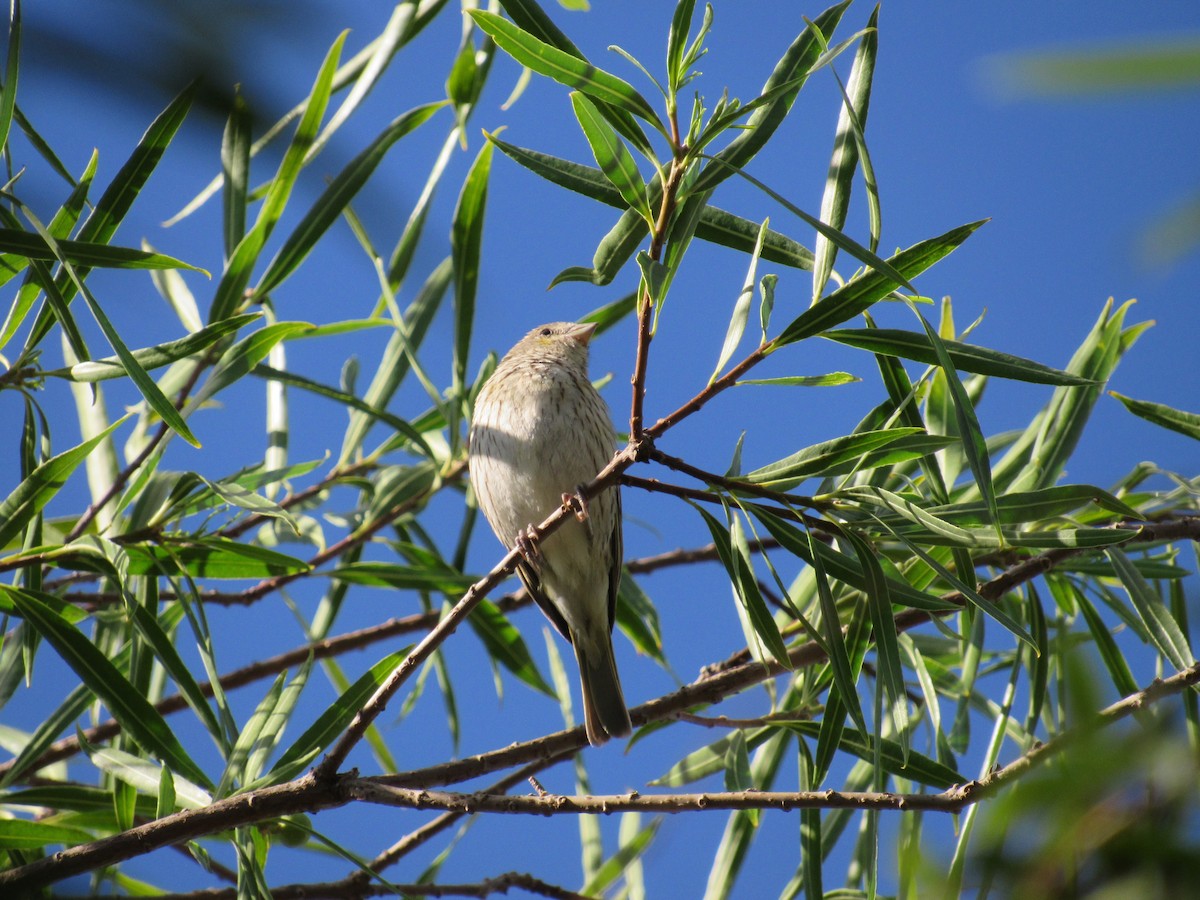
[574,631,631,747]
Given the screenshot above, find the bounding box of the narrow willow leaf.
[1074,588,1140,697]
[26,83,197,349]
[569,92,651,221]
[210,33,345,322]
[195,321,314,406]
[260,649,407,787]
[257,101,445,296]
[1109,391,1200,440]
[255,364,434,458]
[694,504,791,668]
[759,273,777,338]
[550,206,645,288]
[1106,547,1194,670]
[693,1,851,195]
[0,819,95,851]
[0,416,125,550]
[126,603,223,745]
[823,327,1094,385]
[468,599,555,696]
[737,372,858,387]
[0,229,204,273]
[87,746,211,810]
[123,539,309,579]
[6,589,211,789]
[0,0,20,155]
[924,485,1141,527]
[813,5,877,300]
[488,135,814,268]
[496,0,653,157]
[451,138,493,396]
[341,257,450,463]
[773,221,986,348]
[616,572,666,665]
[20,208,201,447]
[913,308,999,536]
[666,0,698,93]
[705,731,790,899]
[745,427,924,490]
[217,673,287,798]
[55,314,259,382]
[753,507,953,612]
[790,720,962,788]
[581,818,662,898]
[221,90,251,257]
[991,299,1140,493]
[807,524,867,736]
[329,562,475,593]
[712,218,768,381]
[468,11,665,134]
[842,528,909,754]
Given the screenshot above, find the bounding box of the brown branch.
[108,871,590,900]
[4,528,1198,892]
[346,655,1200,814]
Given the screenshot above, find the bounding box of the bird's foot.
[515,526,545,570]
[563,485,596,540]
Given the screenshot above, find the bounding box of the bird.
[468,321,631,746]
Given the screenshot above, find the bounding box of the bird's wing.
[516,559,571,643]
[607,487,622,635]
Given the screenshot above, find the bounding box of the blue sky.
[7,1,1199,895]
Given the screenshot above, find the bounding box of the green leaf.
[0,229,205,273]
[750,507,953,613]
[1106,547,1194,671]
[23,213,201,447]
[329,562,476,593]
[712,218,768,381]
[773,220,986,348]
[694,504,791,668]
[85,745,211,810]
[737,373,859,387]
[787,721,963,789]
[468,599,555,696]
[0,416,126,551]
[221,90,251,257]
[842,528,908,751]
[261,650,408,786]
[6,589,211,789]
[0,818,95,851]
[123,538,310,579]
[488,135,814,268]
[693,1,851,194]
[666,0,699,93]
[256,101,445,296]
[745,427,925,490]
[550,206,645,288]
[196,321,314,405]
[468,10,665,133]
[26,83,197,349]
[451,138,494,396]
[209,32,345,322]
[53,314,260,383]
[813,6,878,299]
[616,571,666,665]
[0,0,21,156]
[569,92,651,221]
[1109,391,1200,440]
[823,327,1094,385]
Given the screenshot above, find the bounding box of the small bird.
[469,321,631,746]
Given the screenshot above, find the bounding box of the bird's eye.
[539,327,552,337]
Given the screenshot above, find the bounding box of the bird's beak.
[568,322,598,346]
